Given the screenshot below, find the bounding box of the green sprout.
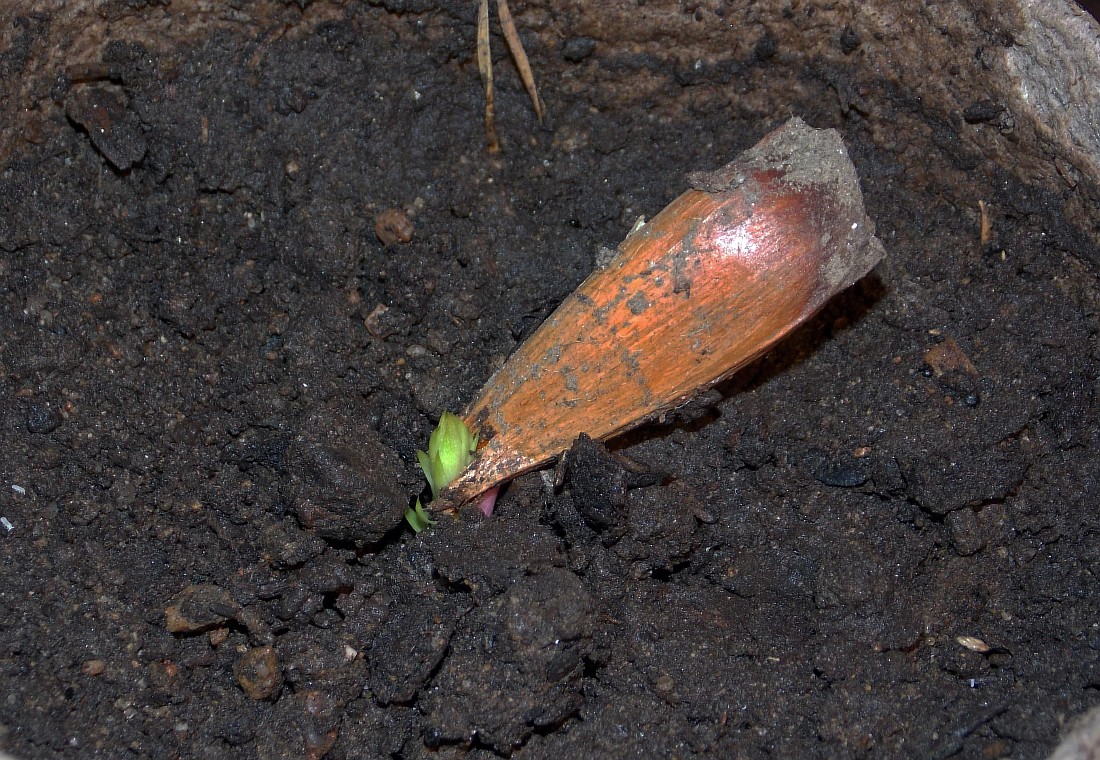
[405,500,436,533]
[404,411,478,533]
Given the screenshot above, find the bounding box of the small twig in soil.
[477,0,543,152]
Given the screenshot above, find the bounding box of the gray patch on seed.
[627,291,652,315]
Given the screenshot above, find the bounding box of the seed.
[438,118,885,510]
[955,635,991,653]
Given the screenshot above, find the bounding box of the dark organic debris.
[64,85,147,170]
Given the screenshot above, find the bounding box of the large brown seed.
[439,118,885,510]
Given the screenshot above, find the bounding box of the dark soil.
[3,3,1099,759]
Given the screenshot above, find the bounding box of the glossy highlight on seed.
[437,118,886,511]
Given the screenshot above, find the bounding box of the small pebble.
[811,457,867,488]
[81,659,106,676]
[234,646,283,700]
[164,584,239,633]
[26,402,62,434]
[208,627,229,647]
[375,208,414,246]
[561,37,597,62]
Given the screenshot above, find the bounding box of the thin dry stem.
[979,200,992,245]
[477,0,500,153]
[496,0,543,122]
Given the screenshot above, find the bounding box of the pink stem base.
[476,486,501,517]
